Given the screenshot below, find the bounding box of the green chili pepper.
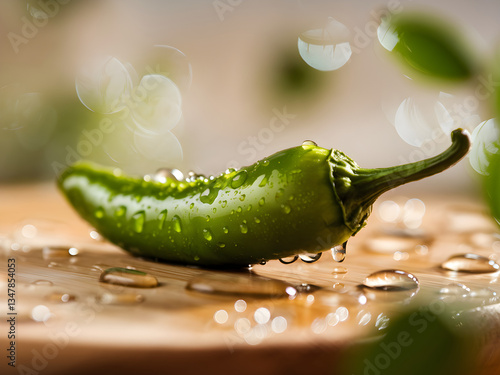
[58,129,469,267]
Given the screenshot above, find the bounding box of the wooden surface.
[1,183,500,374]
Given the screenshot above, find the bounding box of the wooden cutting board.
[1,183,500,375]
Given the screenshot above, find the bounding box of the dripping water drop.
[279,255,299,264]
[299,253,323,263]
[299,252,322,263]
[331,242,347,262]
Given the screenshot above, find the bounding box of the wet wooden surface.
[1,183,500,375]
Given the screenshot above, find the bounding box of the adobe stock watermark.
[360,299,448,375]
[16,298,106,375]
[349,0,404,55]
[226,106,296,170]
[51,72,167,176]
[8,0,72,54]
[50,117,117,176]
[213,0,243,22]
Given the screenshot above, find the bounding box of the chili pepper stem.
[332,129,470,230]
[354,128,469,205]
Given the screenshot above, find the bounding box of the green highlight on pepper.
[58,129,470,267]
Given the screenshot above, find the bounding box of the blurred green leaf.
[259,45,331,112]
[485,150,500,225]
[379,13,474,81]
[341,307,477,375]
[273,49,325,98]
[0,92,97,182]
[494,48,500,119]
[480,48,500,225]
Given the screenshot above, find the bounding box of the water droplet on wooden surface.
[99,267,159,288]
[42,246,79,259]
[332,266,348,274]
[438,282,499,305]
[186,272,297,298]
[439,283,471,297]
[97,293,145,305]
[365,234,427,255]
[46,293,76,303]
[32,280,53,286]
[362,269,419,291]
[89,230,103,241]
[440,253,500,273]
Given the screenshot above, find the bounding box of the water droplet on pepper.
[158,209,168,229]
[115,206,126,217]
[94,207,104,219]
[302,140,318,147]
[132,211,145,233]
[281,204,291,214]
[203,228,213,241]
[231,170,248,188]
[172,215,182,233]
